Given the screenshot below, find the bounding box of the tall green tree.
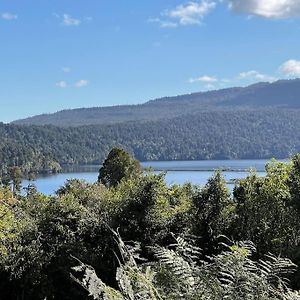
[98,148,142,187]
[192,171,233,253]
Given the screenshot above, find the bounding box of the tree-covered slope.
[2,108,300,175]
[12,79,300,127]
[11,87,243,127]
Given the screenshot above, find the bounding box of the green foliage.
[192,171,233,252]
[98,148,142,187]
[233,160,300,255]
[108,172,192,244]
[1,153,300,298]
[0,200,19,256]
[72,232,300,300]
[288,154,300,212]
[72,229,163,300]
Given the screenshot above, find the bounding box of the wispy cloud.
[151,0,300,29]
[189,69,277,90]
[280,60,300,76]
[56,81,67,88]
[150,1,216,28]
[189,61,300,91]
[238,70,276,82]
[164,1,216,25]
[227,0,300,19]
[63,14,81,26]
[75,79,89,88]
[53,13,92,26]
[189,75,218,83]
[1,12,18,20]
[56,79,89,88]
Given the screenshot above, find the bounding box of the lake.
[22,159,282,195]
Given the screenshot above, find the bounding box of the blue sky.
[1,0,300,122]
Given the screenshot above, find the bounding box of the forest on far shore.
[2,108,300,178]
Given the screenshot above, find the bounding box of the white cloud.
[54,13,92,26]
[150,1,216,28]
[56,79,89,88]
[56,81,67,88]
[238,70,276,81]
[228,0,300,19]
[189,75,218,83]
[62,67,71,73]
[280,60,300,76]
[63,14,81,26]
[188,69,279,91]
[75,80,89,88]
[1,12,18,20]
[165,1,216,25]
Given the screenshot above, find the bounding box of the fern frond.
[258,253,297,289]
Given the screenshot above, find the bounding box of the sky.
[1,0,300,122]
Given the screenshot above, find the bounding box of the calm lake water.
[22,159,284,195]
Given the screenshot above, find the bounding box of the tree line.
[1,148,300,298]
[2,108,300,179]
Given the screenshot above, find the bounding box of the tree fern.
[72,232,300,300]
[72,228,162,300]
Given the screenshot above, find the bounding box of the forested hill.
[4,78,300,175]
[13,79,300,127]
[2,108,300,175]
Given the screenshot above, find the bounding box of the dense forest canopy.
[1,149,300,299]
[2,108,300,176]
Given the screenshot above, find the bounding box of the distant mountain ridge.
[13,79,300,127]
[3,79,300,174]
